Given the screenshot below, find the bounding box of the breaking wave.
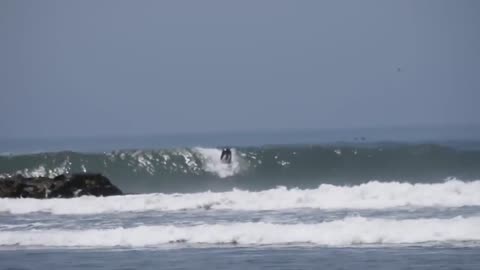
[1,180,479,214]
[1,216,479,247]
[1,144,480,192]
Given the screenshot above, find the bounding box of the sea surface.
[1,130,480,269]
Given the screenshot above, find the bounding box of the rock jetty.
[0,173,123,198]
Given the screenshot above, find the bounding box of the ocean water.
[1,132,480,269]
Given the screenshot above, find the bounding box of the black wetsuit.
[220,148,232,163]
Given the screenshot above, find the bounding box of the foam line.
[1,180,479,214]
[1,216,479,247]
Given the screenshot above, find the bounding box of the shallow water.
[1,246,480,270]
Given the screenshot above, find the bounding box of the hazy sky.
[1,0,479,138]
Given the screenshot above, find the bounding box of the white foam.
[1,216,479,247]
[131,151,155,175]
[194,147,243,178]
[0,161,71,179]
[178,150,201,173]
[1,180,480,215]
[278,160,290,167]
[25,165,47,177]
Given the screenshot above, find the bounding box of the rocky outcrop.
[0,173,123,199]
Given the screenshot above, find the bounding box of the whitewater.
[2,216,480,247]
[1,179,480,214]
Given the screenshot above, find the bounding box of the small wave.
[1,180,479,214]
[1,216,479,247]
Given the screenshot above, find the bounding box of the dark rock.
[0,173,123,199]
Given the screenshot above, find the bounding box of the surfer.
[220,147,232,164]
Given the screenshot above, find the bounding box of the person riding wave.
[220,147,232,164]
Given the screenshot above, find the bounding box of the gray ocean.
[1,129,480,269]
